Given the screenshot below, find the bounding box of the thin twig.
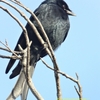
[74,73,82,100]
[0,46,11,53]
[0,41,21,60]
[0,40,18,57]
[0,46,22,54]
[40,58,77,82]
[0,54,21,59]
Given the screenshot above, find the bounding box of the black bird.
[6,0,74,78]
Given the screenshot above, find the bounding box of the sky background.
[0,0,100,100]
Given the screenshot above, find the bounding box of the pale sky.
[0,0,100,100]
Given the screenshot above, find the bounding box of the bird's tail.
[9,62,22,79]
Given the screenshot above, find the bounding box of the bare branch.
[74,73,82,100]
[0,40,18,58]
[0,1,82,100]
[0,1,44,99]
[0,46,22,54]
[0,46,11,53]
[0,2,43,99]
[0,40,21,60]
[0,54,21,59]
[1,0,62,98]
[9,0,62,98]
[40,58,77,81]
[40,58,82,99]
[19,43,44,100]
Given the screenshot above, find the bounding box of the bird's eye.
[62,5,66,10]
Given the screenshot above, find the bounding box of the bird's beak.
[66,10,76,16]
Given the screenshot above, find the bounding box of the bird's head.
[45,0,75,16]
[57,0,75,16]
